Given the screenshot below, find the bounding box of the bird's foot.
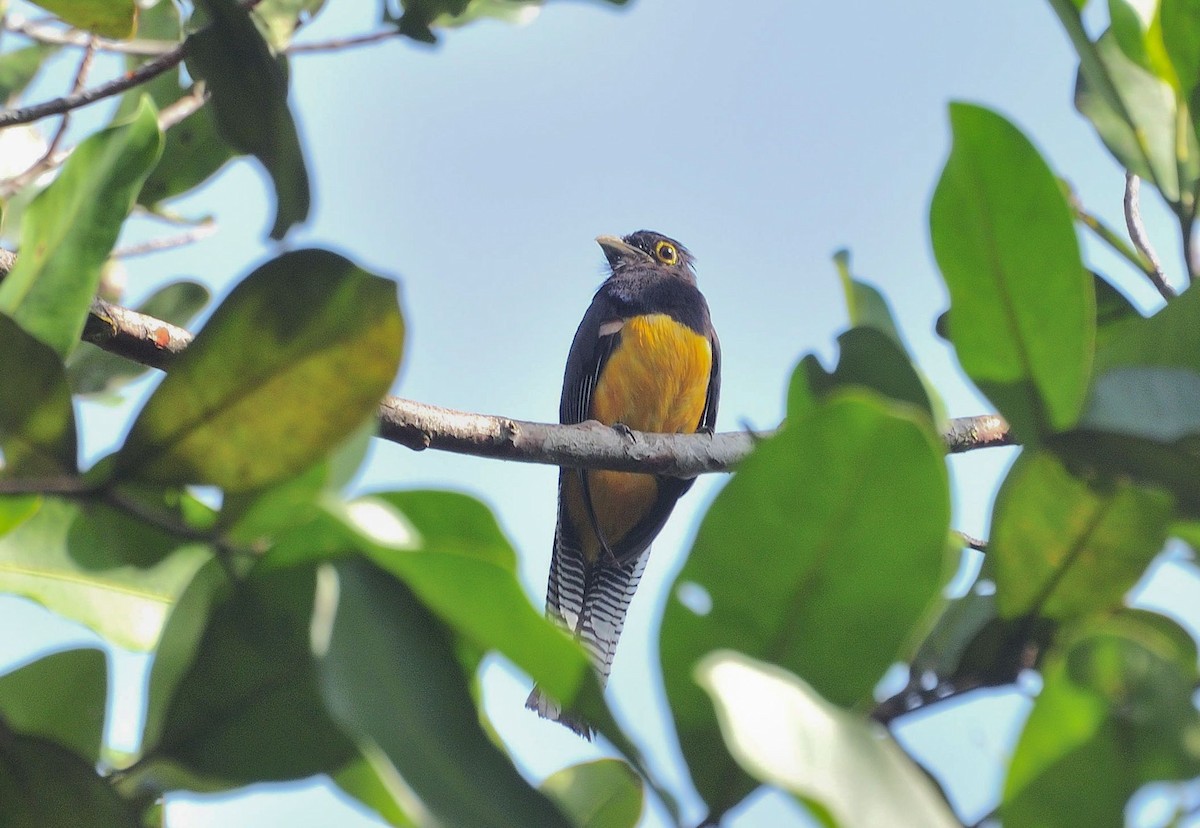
[612,422,637,441]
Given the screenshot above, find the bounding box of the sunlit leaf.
[0,498,212,651]
[931,103,1093,440]
[661,390,949,819]
[990,451,1173,621]
[1004,610,1200,827]
[697,651,959,828]
[116,249,403,492]
[540,759,643,828]
[0,100,162,358]
[0,649,106,763]
[26,0,136,38]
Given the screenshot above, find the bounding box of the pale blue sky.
[3,1,1197,826]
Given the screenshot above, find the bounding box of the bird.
[527,230,721,738]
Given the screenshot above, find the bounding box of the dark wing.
[560,291,623,426]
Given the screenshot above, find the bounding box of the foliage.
[0,0,1199,826]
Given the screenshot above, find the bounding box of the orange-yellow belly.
[568,314,712,562]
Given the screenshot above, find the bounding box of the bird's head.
[596,231,696,280]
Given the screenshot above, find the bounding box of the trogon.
[527,230,721,737]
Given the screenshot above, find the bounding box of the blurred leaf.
[187,0,309,238]
[67,280,210,397]
[0,649,106,763]
[329,491,607,728]
[930,102,1094,439]
[0,495,39,537]
[313,558,573,828]
[1162,0,1200,95]
[332,749,418,828]
[991,451,1173,621]
[540,759,643,828]
[1076,31,1200,209]
[1108,0,1157,73]
[0,314,76,475]
[910,557,998,684]
[0,100,163,358]
[697,651,959,828]
[149,565,356,783]
[138,559,229,755]
[1004,610,1200,827]
[1092,270,1142,350]
[661,390,949,819]
[0,732,138,827]
[253,0,328,49]
[26,0,136,38]
[116,249,403,492]
[834,250,903,347]
[0,497,212,650]
[0,44,58,105]
[382,0,627,43]
[803,326,934,418]
[1054,282,1200,515]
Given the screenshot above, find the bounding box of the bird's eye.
[655,241,678,265]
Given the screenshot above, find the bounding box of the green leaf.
[253,0,329,50]
[26,0,136,38]
[0,314,77,475]
[0,649,106,763]
[0,497,212,651]
[0,495,40,537]
[990,451,1173,621]
[138,559,229,756]
[116,249,403,492]
[148,565,356,783]
[930,102,1094,439]
[696,651,959,828]
[313,558,573,828]
[833,250,904,347]
[0,44,58,105]
[540,759,644,828]
[1049,283,1200,514]
[0,732,139,827]
[661,390,950,819]
[1075,31,1200,209]
[187,0,310,238]
[804,326,934,418]
[325,491,600,724]
[331,750,418,828]
[67,281,209,398]
[1004,610,1200,827]
[0,100,163,358]
[1162,0,1200,94]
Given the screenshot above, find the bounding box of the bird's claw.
[612,422,637,441]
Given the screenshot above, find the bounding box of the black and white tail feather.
[525,491,652,739]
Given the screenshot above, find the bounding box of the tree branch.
[0,44,188,130]
[1124,173,1176,301]
[0,251,1016,473]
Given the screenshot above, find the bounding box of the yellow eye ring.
[654,240,678,265]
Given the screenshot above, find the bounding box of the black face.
[623,230,694,272]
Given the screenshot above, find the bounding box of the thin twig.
[956,531,987,553]
[943,414,1012,452]
[1124,173,1176,300]
[158,85,209,131]
[0,44,187,130]
[287,29,402,53]
[112,224,217,259]
[1070,192,1163,285]
[3,14,177,55]
[871,676,986,726]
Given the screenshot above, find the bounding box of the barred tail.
[526,527,650,738]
